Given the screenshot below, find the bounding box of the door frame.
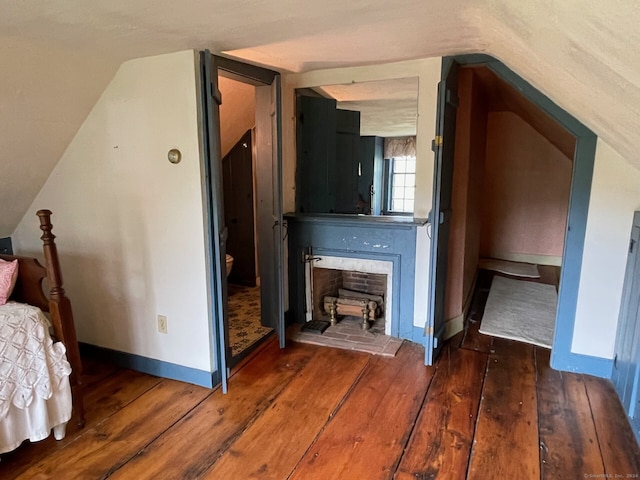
[428,54,598,373]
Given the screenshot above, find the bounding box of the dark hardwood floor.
[2,273,639,478]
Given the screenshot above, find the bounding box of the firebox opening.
[312,267,387,331]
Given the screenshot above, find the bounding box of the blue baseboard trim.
[551,350,614,379]
[79,342,219,388]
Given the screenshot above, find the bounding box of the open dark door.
[426,59,460,365]
[200,50,230,392]
[255,77,285,347]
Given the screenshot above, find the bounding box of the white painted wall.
[12,50,213,373]
[572,139,640,358]
[482,0,640,173]
[282,59,441,331]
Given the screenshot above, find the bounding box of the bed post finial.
[37,209,54,242]
[37,209,63,297]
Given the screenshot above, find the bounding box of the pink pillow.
[0,258,19,305]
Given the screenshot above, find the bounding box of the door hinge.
[446,89,459,108]
[432,136,443,151]
[211,84,222,105]
[425,325,434,335]
[630,238,636,254]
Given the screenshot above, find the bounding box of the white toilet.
[225,254,234,277]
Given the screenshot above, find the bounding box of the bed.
[0,209,84,455]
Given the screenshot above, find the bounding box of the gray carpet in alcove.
[479,276,557,348]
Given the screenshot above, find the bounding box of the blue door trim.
[443,54,598,376]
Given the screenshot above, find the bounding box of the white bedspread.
[0,302,72,454]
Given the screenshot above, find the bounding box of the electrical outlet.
[157,315,168,334]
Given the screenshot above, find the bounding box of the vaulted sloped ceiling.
[1,0,638,235]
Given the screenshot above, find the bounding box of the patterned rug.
[228,284,273,356]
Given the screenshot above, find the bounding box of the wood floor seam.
[465,345,492,479]
[287,352,376,480]
[533,346,542,476]
[35,373,166,474]
[583,375,615,476]
[390,355,437,478]
[204,355,323,474]
[104,385,217,478]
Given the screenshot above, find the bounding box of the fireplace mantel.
[285,213,427,341]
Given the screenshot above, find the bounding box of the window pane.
[394,158,407,173]
[405,174,415,187]
[393,175,405,187]
[405,157,416,173]
[405,188,414,200]
[392,199,403,211]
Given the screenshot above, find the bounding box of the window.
[384,155,416,214]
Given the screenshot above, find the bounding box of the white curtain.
[384,136,416,159]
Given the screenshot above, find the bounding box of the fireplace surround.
[285,213,427,341]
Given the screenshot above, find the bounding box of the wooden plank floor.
[2,292,639,478]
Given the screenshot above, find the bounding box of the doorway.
[445,65,574,350]
[427,54,597,369]
[218,76,273,363]
[200,51,285,392]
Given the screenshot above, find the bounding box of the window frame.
[382,156,416,216]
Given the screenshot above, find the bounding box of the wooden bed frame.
[0,209,85,428]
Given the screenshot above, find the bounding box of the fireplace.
[285,213,426,342]
[306,255,393,335]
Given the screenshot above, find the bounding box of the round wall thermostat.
[168,149,182,164]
